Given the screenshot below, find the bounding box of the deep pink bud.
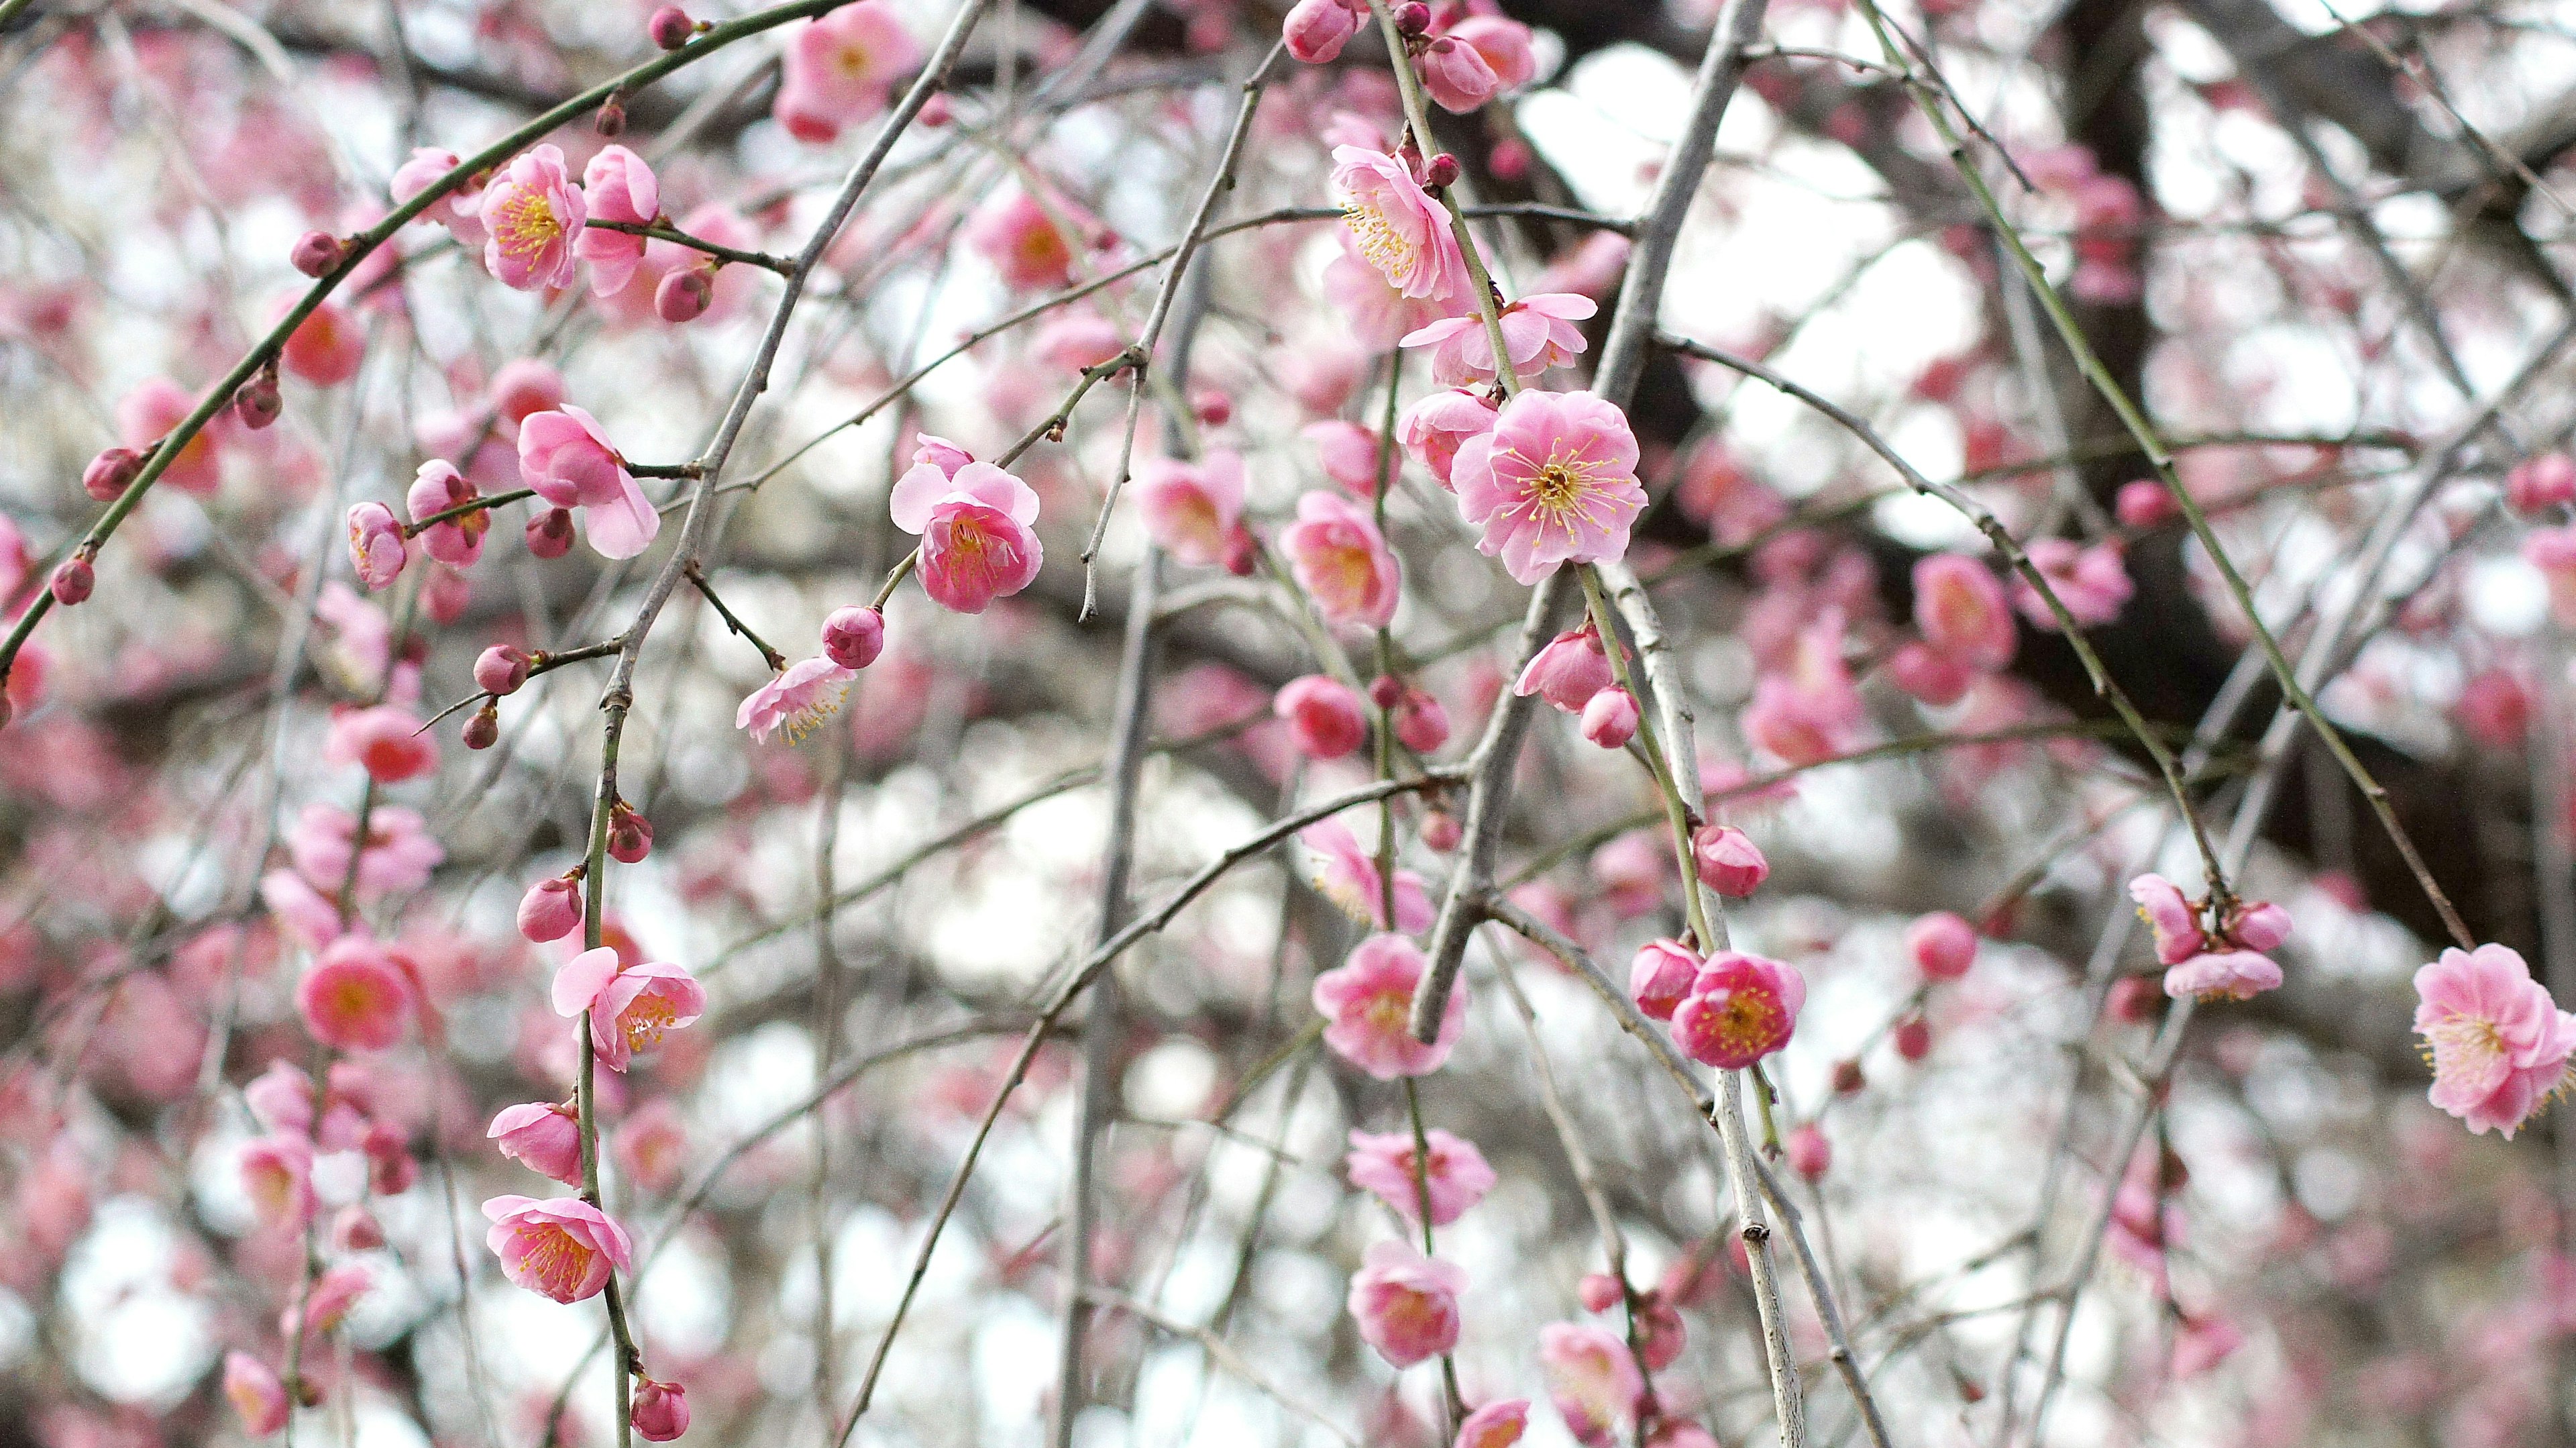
[1892,1014,1932,1060]
[1576,1272,1623,1312]
[83,446,143,501]
[631,1378,692,1442]
[1368,674,1404,710]
[1220,523,1259,576]
[822,606,887,670]
[1904,911,1979,981]
[655,267,714,323]
[1785,1125,1831,1181]
[49,557,93,605]
[1420,810,1461,851]
[647,5,694,48]
[1422,152,1462,189]
[1629,939,1699,1021]
[2508,453,2576,516]
[463,703,500,749]
[291,229,345,278]
[1393,1,1431,36]
[1276,675,1368,760]
[476,644,533,695]
[1193,387,1232,426]
[1690,824,1768,897]
[235,372,283,430]
[918,93,953,127]
[331,1204,386,1251]
[527,506,576,558]
[2114,479,2178,528]
[608,805,653,863]
[518,874,584,942]
[1392,688,1450,754]
[1579,687,1639,749]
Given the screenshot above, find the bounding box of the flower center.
[515,1224,588,1294]
[2424,1013,2507,1080]
[492,189,564,258]
[780,679,850,744]
[833,40,873,78]
[1344,201,1417,281]
[623,993,680,1052]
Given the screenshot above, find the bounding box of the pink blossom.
[1346,1239,1465,1367]
[1630,939,1699,1021]
[2412,943,2576,1137]
[117,377,221,496]
[737,656,855,744]
[1538,1321,1644,1447]
[1690,823,1768,896]
[1283,490,1401,628]
[1579,686,1639,749]
[1515,623,1615,712]
[2527,527,2576,626]
[1449,16,1538,90]
[1742,614,1866,765]
[484,1194,634,1303]
[2508,453,2576,515]
[283,1262,371,1337]
[2014,537,2133,629]
[1453,1399,1531,1448]
[406,460,487,568]
[1419,34,1501,112]
[480,144,585,291]
[1275,674,1368,760]
[323,705,437,783]
[1905,911,1978,980]
[1312,933,1466,1078]
[286,802,443,899]
[578,146,661,297]
[519,874,583,942]
[491,358,566,431]
[282,300,366,386]
[1786,1123,1831,1180]
[488,1101,583,1185]
[1397,389,1498,488]
[224,1353,289,1435]
[888,460,1045,613]
[775,2,923,144]
[390,146,484,245]
[965,187,1085,291]
[1670,951,1805,1070]
[552,945,707,1072]
[631,1378,691,1442]
[1389,684,1450,754]
[1451,390,1647,584]
[1136,452,1247,567]
[1399,293,1594,385]
[1334,146,1470,302]
[1284,0,1366,63]
[239,1134,317,1228]
[1346,1127,1496,1225]
[2231,899,2292,951]
[297,935,414,1051]
[517,405,661,559]
[1324,230,1446,350]
[1302,819,1434,933]
[2163,948,2282,1001]
[2127,873,2205,965]
[259,869,339,953]
[2115,479,2179,527]
[345,501,408,589]
[244,1059,315,1135]
[1032,313,1127,372]
[1884,640,1976,706]
[2171,1312,2244,1378]
[1912,554,2016,670]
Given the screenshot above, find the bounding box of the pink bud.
[918,92,953,127]
[2507,453,2576,516]
[1690,824,1768,897]
[476,644,533,695]
[83,446,142,501]
[608,805,653,863]
[527,507,576,559]
[2107,975,2163,1023]
[1904,911,1978,981]
[1220,523,1258,577]
[2231,900,2291,952]
[1892,1015,1931,1061]
[1419,810,1461,851]
[290,229,345,277]
[235,372,282,430]
[346,501,407,589]
[1193,387,1232,426]
[1368,674,1404,710]
[1275,675,1368,760]
[48,557,93,605]
[1393,1,1432,36]
[1629,938,1699,1021]
[1579,687,1640,749]
[463,703,500,749]
[1576,1272,1623,1312]
[1392,688,1450,754]
[1422,152,1462,189]
[1489,137,1532,182]
[647,4,694,48]
[1283,0,1364,62]
[631,1378,692,1442]
[2114,479,2178,528]
[822,606,887,670]
[1785,1125,1831,1181]
[1419,36,1500,113]
[655,267,714,324]
[518,874,584,942]
[331,1204,386,1251]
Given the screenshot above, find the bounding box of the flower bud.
[647,5,694,48]
[918,92,953,127]
[1393,1,1432,36]
[1904,911,1979,981]
[1419,809,1461,851]
[1284,0,1364,63]
[475,644,533,696]
[290,230,345,278]
[1192,387,1232,426]
[527,507,576,559]
[821,606,886,670]
[1576,1272,1623,1313]
[235,372,282,431]
[1422,152,1462,189]
[1391,688,1450,754]
[331,1204,385,1252]
[49,557,93,605]
[1785,1125,1831,1182]
[1220,522,1258,577]
[595,97,627,137]
[1831,1058,1865,1094]
[608,804,654,863]
[518,874,584,942]
[2106,975,2163,1023]
[1578,686,1639,749]
[1368,674,1404,710]
[631,1378,691,1443]
[1690,823,1768,897]
[346,501,407,589]
[83,446,142,501]
[655,266,714,324]
[462,702,500,750]
[1892,1014,1932,1061]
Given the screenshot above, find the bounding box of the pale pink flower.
[491,358,566,433]
[1579,686,1639,748]
[1912,554,2016,670]
[282,1263,371,1337]
[406,459,488,568]
[1630,939,1699,1021]
[1324,230,1447,350]
[1741,615,1866,766]
[1284,0,1366,64]
[2127,873,2204,965]
[1276,674,1368,760]
[488,1101,582,1185]
[480,144,585,291]
[117,376,221,496]
[1539,1321,1644,1447]
[1451,390,1647,584]
[297,934,414,1051]
[965,187,1087,291]
[2171,1313,2244,1378]
[578,146,661,297]
[737,656,855,744]
[1313,933,1466,1078]
[1449,15,1538,89]
[552,945,707,1072]
[390,146,484,245]
[323,705,437,783]
[282,299,366,386]
[239,1134,317,1229]
[616,1100,691,1195]
[346,501,408,590]
[1515,623,1615,712]
[1397,389,1498,488]
[260,869,343,950]
[2163,948,2282,1001]
[1136,452,1246,567]
[1905,911,1978,980]
[517,405,661,559]
[1333,146,1470,302]
[244,1059,315,1135]
[2412,943,2576,1137]
[225,1353,290,1435]
[1283,490,1401,629]
[484,1194,634,1303]
[1299,423,1385,500]
[1347,1126,1496,1225]
[286,802,443,898]
[1032,313,1127,372]
[1346,1239,1465,1367]
[1670,951,1805,1070]
[1454,1399,1531,1448]
[2230,899,2292,951]
[1399,293,1594,385]
[1419,34,1501,112]
[2014,537,2133,629]
[774,2,924,143]
[631,1378,692,1442]
[1301,819,1434,933]
[1884,641,1976,706]
[888,459,1045,613]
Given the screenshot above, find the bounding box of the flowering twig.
[581,217,795,273]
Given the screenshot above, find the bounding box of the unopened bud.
[290,230,345,278]
[1368,674,1403,709]
[462,703,500,750]
[1420,809,1461,851]
[49,557,93,605]
[1191,387,1232,427]
[1422,152,1462,190]
[1393,1,1432,36]
[1831,1058,1865,1094]
[647,5,695,48]
[655,267,713,324]
[608,804,653,863]
[595,97,627,137]
[918,92,953,127]
[527,507,575,559]
[83,446,142,501]
[1220,521,1258,577]
[235,372,282,431]
[474,644,533,696]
